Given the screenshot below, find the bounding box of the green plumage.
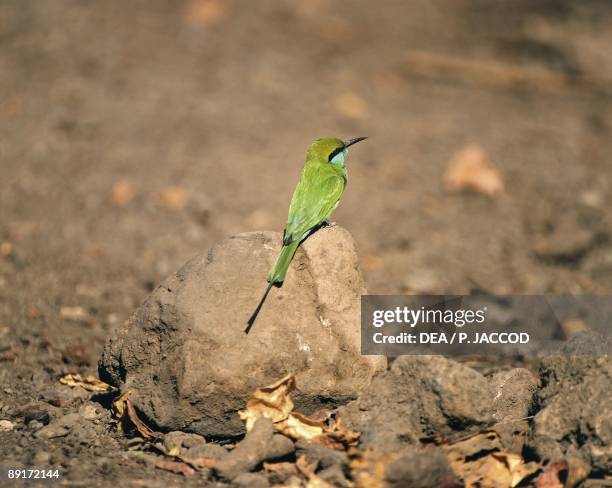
[245,136,366,334]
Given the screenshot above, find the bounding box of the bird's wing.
[284,172,345,244]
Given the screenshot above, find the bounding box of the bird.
[245,136,367,334]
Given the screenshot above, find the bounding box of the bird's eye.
[329,148,347,164]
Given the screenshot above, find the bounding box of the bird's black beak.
[344,136,368,148]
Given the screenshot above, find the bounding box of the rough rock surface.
[99,226,385,438]
[340,355,498,451]
[213,418,294,480]
[384,447,458,488]
[529,332,611,474]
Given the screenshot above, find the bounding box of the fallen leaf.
[112,390,131,422]
[443,431,539,488]
[444,144,504,197]
[183,0,230,27]
[239,373,296,431]
[126,399,164,439]
[60,306,90,322]
[277,412,325,441]
[240,375,360,449]
[155,458,195,476]
[111,180,134,207]
[335,92,368,119]
[59,373,116,392]
[159,186,187,210]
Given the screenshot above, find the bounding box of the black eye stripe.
[328,146,345,162]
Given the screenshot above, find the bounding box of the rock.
[489,368,538,421]
[295,440,347,470]
[340,355,495,451]
[163,431,207,451]
[99,227,385,437]
[34,413,80,440]
[214,418,294,480]
[318,464,350,487]
[78,404,100,420]
[489,368,538,453]
[0,419,14,431]
[24,408,50,425]
[384,447,458,488]
[163,431,227,460]
[233,472,270,488]
[39,390,71,408]
[529,332,611,473]
[31,450,50,465]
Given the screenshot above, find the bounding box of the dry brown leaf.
[159,186,187,210]
[334,92,368,119]
[239,373,296,431]
[322,416,361,448]
[155,458,195,476]
[111,180,134,207]
[444,144,504,197]
[126,399,164,439]
[277,412,326,441]
[444,431,539,488]
[240,375,360,449]
[183,0,229,27]
[111,390,130,420]
[59,373,116,392]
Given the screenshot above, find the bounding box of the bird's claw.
[323,220,337,228]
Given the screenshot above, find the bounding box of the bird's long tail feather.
[245,281,274,334]
[245,240,301,334]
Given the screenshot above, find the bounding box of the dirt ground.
[1,0,611,486]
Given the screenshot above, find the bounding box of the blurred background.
[1,0,612,365]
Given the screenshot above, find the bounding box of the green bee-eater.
[245,136,367,334]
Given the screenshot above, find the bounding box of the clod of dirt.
[295,439,348,471]
[99,226,385,438]
[385,446,459,488]
[163,431,227,460]
[233,472,270,488]
[34,413,80,439]
[529,332,611,475]
[214,418,294,480]
[340,356,501,451]
[489,368,538,453]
